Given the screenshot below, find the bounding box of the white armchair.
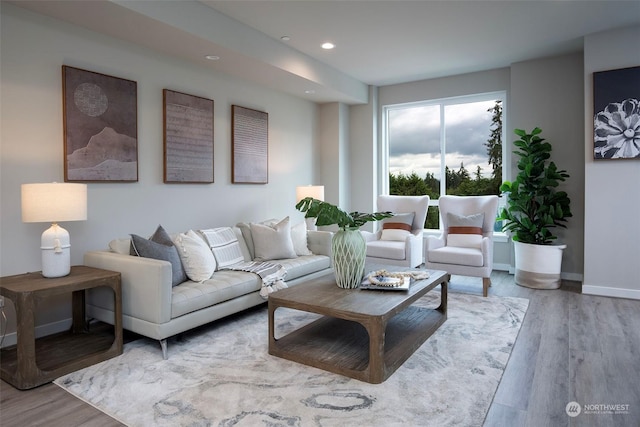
[364,195,430,267]
[425,195,499,297]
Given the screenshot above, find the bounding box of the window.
[383,92,506,229]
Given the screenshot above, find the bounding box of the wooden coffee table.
[268,269,448,384]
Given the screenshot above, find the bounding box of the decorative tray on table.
[360,271,412,291]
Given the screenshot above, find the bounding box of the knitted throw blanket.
[224,261,288,299]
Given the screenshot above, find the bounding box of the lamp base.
[41,223,71,278]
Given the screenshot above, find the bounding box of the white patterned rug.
[55,290,528,427]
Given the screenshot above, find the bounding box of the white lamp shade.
[296,185,325,202]
[21,183,87,223]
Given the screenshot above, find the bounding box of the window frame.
[381,90,508,232]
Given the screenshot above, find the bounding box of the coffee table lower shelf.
[269,304,446,384]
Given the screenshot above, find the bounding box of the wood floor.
[1,271,638,427]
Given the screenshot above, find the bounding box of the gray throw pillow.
[130,225,187,287]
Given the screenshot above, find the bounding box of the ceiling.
[9,1,640,104]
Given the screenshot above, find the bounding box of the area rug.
[55,291,528,427]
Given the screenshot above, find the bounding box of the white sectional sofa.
[84,218,333,359]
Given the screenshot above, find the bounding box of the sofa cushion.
[366,240,406,260]
[380,212,415,241]
[276,254,331,281]
[130,225,187,287]
[428,245,484,267]
[447,212,484,249]
[171,270,261,318]
[199,227,245,269]
[173,230,216,282]
[250,216,297,261]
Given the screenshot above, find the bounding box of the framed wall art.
[232,105,268,184]
[163,89,214,183]
[62,66,138,181]
[593,65,640,160]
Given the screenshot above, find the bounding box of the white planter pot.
[513,241,566,289]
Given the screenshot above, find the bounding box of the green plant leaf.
[500,127,571,244]
[295,197,393,230]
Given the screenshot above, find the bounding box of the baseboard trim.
[0,317,71,349]
[582,285,640,300]
[561,272,583,282]
[498,266,582,282]
[493,263,511,272]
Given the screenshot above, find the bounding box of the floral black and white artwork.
[593,66,640,160]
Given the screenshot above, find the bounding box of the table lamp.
[296,185,324,203]
[21,183,87,278]
[296,185,324,230]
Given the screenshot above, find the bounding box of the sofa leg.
[160,339,168,360]
[482,277,491,297]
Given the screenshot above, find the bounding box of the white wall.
[0,5,318,334]
[349,86,379,230]
[583,25,640,299]
[510,53,585,280]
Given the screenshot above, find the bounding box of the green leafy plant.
[497,127,572,245]
[295,197,393,230]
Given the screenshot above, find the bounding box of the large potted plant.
[295,197,392,289]
[497,127,572,289]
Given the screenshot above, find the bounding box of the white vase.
[514,241,566,289]
[331,228,366,289]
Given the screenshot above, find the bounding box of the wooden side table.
[0,265,122,389]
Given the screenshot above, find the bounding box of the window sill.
[421,229,509,243]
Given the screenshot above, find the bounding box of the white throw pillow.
[109,237,131,254]
[199,227,245,269]
[291,221,313,256]
[236,218,280,260]
[381,229,411,241]
[173,230,216,282]
[380,212,415,241]
[446,212,485,249]
[250,216,298,261]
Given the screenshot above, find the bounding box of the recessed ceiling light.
[281,36,291,41]
[321,42,335,50]
[205,55,220,61]
[304,89,315,94]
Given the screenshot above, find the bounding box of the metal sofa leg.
[160,339,168,360]
[482,277,491,297]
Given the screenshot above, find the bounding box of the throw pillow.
[130,225,188,287]
[447,212,485,249]
[380,212,415,241]
[109,237,131,255]
[291,221,313,256]
[173,230,216,282]
[236,218,279,260]
[250,216,298,261]
[199,227,245,269]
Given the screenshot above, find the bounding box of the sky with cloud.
[388,100,497,180]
